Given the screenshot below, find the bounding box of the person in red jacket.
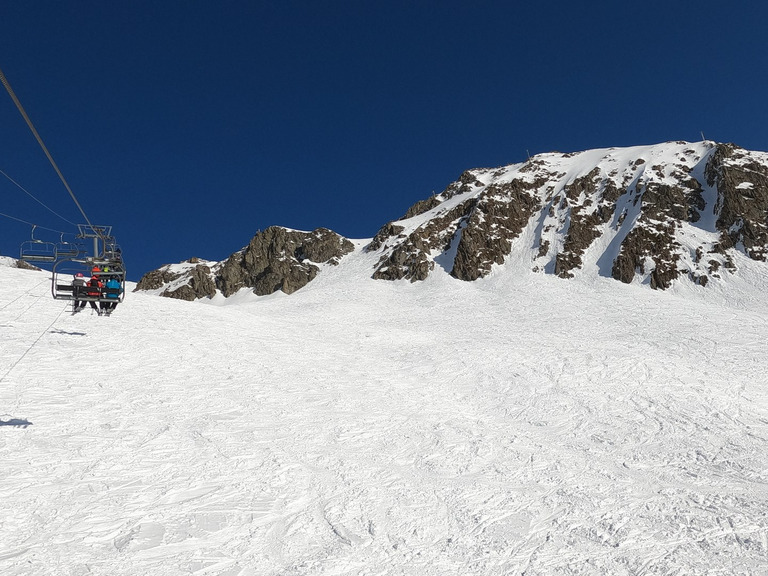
[86,275,104,315]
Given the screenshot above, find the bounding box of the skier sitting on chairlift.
[101,276,121,315]
[72,272,87,312]
[86,274,104,315]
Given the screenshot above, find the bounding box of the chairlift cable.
[0,67,100,239]
[0,210,69,235]
[0,168,78,226]
[0,301,68,394]
[0,279,49,312]
[2,66,125,303]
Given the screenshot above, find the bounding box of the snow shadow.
[0,418,32,428]
[434,224,465,273]
[50,328,87,337]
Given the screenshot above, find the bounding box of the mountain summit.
[136,141,768,300]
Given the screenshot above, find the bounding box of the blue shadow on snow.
[0,418,32,428]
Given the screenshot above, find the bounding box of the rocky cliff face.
[135,258,218,301]
[367,141,768,289]
[135,227,354,300]
[136,141,768,300]
[216,227,354,297]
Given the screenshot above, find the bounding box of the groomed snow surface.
[1,250,767,575]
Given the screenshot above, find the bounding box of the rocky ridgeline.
[369,141,768,289]
[136,141,768,300]
[135,227,354,300]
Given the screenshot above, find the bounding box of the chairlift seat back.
[20,240,57,262]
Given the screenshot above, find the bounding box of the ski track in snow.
[1,256,768,575]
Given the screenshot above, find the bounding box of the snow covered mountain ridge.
[135,141,768,300]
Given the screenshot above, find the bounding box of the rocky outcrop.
[367,170,490,281]
[367,141,768,290]
[15,259,42,271]
[135,227,354,301]
[369,173,544,282]
[370,201,472,281]
[608,143,768,289]
[552,169,611,278]
[610,175,709,289]
[451,181,541,280]
[164,264,217,300]
[707,143,768,260]
[216,227,354,296]
[135,266,184,292]
[134,259,218,301]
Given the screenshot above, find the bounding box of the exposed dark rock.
[161,265,216,301]
[402,195,442,219]
[442,170,485,201]
[216,227,354,297]
[135,268,182,292]
[451,182,539,280]
[613,225,665,287]
[136,227,354,300]
[692,273,708,287]
[554,169,616,278]
[611,222,681,289]
[372,200,473,281]
[554,209,604,278]
[707,143,768,260]
[372,144,734,289]
[371,239,434,281]
[365,171,486,257]
[162,284,200,301]
[642,182,694,221]
[366,222,405,252]
[135,262,216,301]
[15,260,42,271]
[370,173,543,282]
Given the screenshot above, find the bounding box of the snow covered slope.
[1,254,767,575]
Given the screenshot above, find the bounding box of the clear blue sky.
[1,1,766,281]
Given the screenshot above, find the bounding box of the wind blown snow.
[1,251,767,575]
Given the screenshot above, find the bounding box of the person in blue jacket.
[100,276,122,315]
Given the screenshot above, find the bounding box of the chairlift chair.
[99,235,122,262]
[19,225,57,263]
[52,258,126,304]
[103,244,122,263]
[56,234,83,259]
